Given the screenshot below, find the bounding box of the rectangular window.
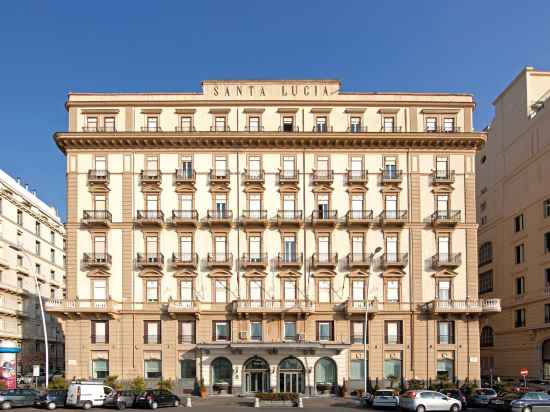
[144,359,162,379]
[351,279,365,302]
[351,321,366,344]
[179,235,193,262]
[545,199,550,218]
[282,155,296,174]
[249,279,262,302]
[50,230,55,244]
[180,116,192,132]
[283,280,296,303]
[144,320,161,344]
[214,279,227,303]
[514,214,524,232]
[284,321,297,341]
[386,280,400,302]
[350,117,362,133]
[146,116,159,131]
[180,155,193,178]
[317,321,333,341]
[17,255,23,268]
[92,320,109,344]
[250,321,262,341]
[215,116,226,132]
[350,359,366,380]
[35,222,41,236]
[351,234,365,260]
[50,249,55,264]
[248,116,260,132]
[516,276,525,296]
[318,235,330,261]
[545,232,550,253]
[35,263,41,275]
[443,117,455,132]
[318,279,331,303]
[545,305,550,324]
[437,321,455,344]
[282,116,294,132]
[385,320,403,344]
[17,210,23,226]
[435,157,449,178]
[546,268,550,285]
[248,193,262,215]
[179,320,195,344]
[426,117,437,132]
[214,236,227,261]
[94,155,107,172]
[283,234,297,261]
[515,244,525,264]
[35,241,41,255]
[385,234,398,262]
[315,116,327,132]
[103,116,115,132]
[86,116,98,131]
[436,194,449,217]
[146,279,159,303]
[514,309,526,328]
[383,117,395,132]
[180,279,193,302]
[92,359,108,379]
[213,321,229,341]
[437,279,451,301]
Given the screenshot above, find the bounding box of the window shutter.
[91,321,96,344]
[158,321,162,344]
[330,322,334,341]
[212,321,216,341]
[398,321,403,343]
[105,321,109,344]
[316,321,319,341]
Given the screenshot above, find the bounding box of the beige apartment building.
[478,67,550,380]
[0,169,66,374]
[47,79,499,395]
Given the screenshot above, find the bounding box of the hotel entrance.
[243,356,270,393]
[278,357,305,393]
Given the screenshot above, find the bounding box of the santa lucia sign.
[202,80,341,99]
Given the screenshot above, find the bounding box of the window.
[282,234,297,261]
[284,321,297,341]
[479,242,493,266]
[50,270,55,281]
[92,320,109,344]
[35,241,41,255]
[516,276,525,296]
[250,321,262,341]
[385,320,403,344]
[481,216,487,225]
[480,326,494,347]
[144,320,161,344]
[144,359,162,379]
[426,117,437,132]
[92,279,107,300]
[350,359,366,380]
[283,280,296,304]
[179,320,195,344]
[179,279,193,302]
[317,193,330,218]
[479,270,493,294]
[248,193,262,217]
[50,288,55,300]
[386,280,399,302]
[104,117,115,132]
[94,194,107,211]
[248,116,260,132]
[214,116,226,132]
[317,321,334,341]
[214,279,227,303]
[437,359,454,381]
[437,321,455,344]
[17,277,23,289]
[545,232,550,253]
[17,255,23,268]
[514,309,526,328]
[146,116,159,131]
[145,279,159,303]
[281,155,296,176]
[315,116,327,132]
[145,193,159,212]
[435,157,449,178]
[436,194,449,217]
[385,234,399,262]
[545,199,550,218]
[213,321,230,341]
[179,235,193,263]
[383,117,395,132]
[351,279,365,302]
[351,321,366,344]
[92,359,108,379]
[179,116,193,132]
[86,116,98,131]
[35,263,41,275]
[17,210,23,226]
[437,279,451,301]
[249,279,262,302]
[50,249,55,264]
[214,193,228,215]
[282,116,295,132]
[546,305,550,324]
[443,117,455,132]
[317,234,330,261]
[546,268,550,285]
[50,231,55,244]
[180,359,196,379]
[514,214,524,232]
[515,244,525,264]
[350,117,362,133]
[35,221,41,236]
[318,279,331,303]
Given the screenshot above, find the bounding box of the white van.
[66,381,115,409]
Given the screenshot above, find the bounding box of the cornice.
[54,131,486,153]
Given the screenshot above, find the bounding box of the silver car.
[400,390,462,412]
[510,392,550,412]
[372,389,400,408]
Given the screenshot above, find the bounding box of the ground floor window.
[243,356,270,393]
[92,359,108,379]
[437,358,454,381]
[350,359,366,380]
[383,359,402,385]
[144,359,162,379]
[315,357,337,393]
[543,340,550,379]
[278,357,305,394]
[180,359,196,380]
[212,357,232,388]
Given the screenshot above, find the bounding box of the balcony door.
[215,236,227,262]
[384,156,397,177]
[215,194,227,214]
[352,235,364,261]
[318,194,329,218]
[214,156,227,176]
[249,280,262,305]
[146,194,158,212]
[180,156,193,178]
[282,156,295,177]
[249,236,261,262]
[180,279,193,302]
[437,280,451,302]
[318,235,330,263]
[94,235,106,262]
[385,195,398,219]
[283,194,296,212]
[146,236,158,262]
[284,280,296,306]
[93,279,107,301]
[436,157,449,178]
[352,279,365,303]
[284,235,297,261]
[249,193,262,218]
[179,194,193,218]
[437,194,449,218]
[386,235,398,263]
[317,156,329,172]
[95,156,107,174]
[350,156,363,177]
[351,194,364,219]
[180,236,192,261]
[146,156,158,172]
[438,235,450,262]
[248,156,261,179]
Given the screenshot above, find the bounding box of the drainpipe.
[407,149,415,382]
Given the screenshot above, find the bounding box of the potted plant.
[316,383,332,395]
[199,379,207,399]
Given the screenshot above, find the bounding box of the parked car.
[134,390,181,409]
[37,390,67,410]
[372,389,399,408]
[0,389,40,409]
[400,390,462,412]
[489,393,522,411]
[66,381,116,409]
[469,388,498,407]
[103,390,139,410]
[444,389,467,410]
[525,380,550,392]
[510,391,550,412]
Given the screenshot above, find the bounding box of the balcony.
[380,126,403,133]
[174,169,196,184]
[233,299,314,314]
[311,253,338,269]
[381,253,408,268]
[136,253,164,270]
[424,298,501,314]
[425,126,462,134]
[174,126,196,132]
[278,125,300,133]
[311,210,338,226]
[82,253,112,270]
[347,253,373,269]
[431,170,456,185]
[276,210,303,226]
[277,252,303,269]
[171,210,198,226]
[347,125,368,133]
[135,210,164,226]
[312,170,334,184]
[82,126,116,133]
[209,169,231,184]
[432,253,462,269]
[379,210,408,226]
[167,300,200,316]
[141,126,162,132]
[210,125,231,132]
[431,210,461,226]
[345,299,379,315]
[278,170,300,184]
[241,210,268,226]
[87,169,109,185]
[346,170,368,184]
[312,125,333,133]
[240,253,268,269]
[46,299,121,316]
[140,169,161,184]
[206,210,233,226]
[242,169,265,184]
[82,210,112,226]
[171,253,198,269]
[346,210,374,226]
[380,169,403,184]
[207,253,233,269]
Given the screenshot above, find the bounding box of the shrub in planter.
[256,392,299,402]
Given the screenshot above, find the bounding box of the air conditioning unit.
[239,331,248,340]
[297,334,305,342]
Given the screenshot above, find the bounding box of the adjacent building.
[0,169,66,375]
[478,67,550,380]
[47,80,499,394]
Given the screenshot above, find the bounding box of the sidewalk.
[188,395,362,409]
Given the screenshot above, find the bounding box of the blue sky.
[1,1,549,219]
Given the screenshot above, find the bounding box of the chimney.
[24,184,29,191]
[16,177,21,185]
[31,189,37,196]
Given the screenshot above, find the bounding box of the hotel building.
[478,67,550,379]
[47,80,499,394]
[0,169,66,373]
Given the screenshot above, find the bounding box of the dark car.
[489,393,522,411]
[445,389,467,410]
[0,389,40,409]
[103,390,140,410]
[37,390,67,410]
[510,391,550,412]
[134,390,180,409]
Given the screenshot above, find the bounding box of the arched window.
[211,357,232,385]
[315,358,337,388]
[480,326,494,347]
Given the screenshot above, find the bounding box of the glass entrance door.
[245,371,269,393]
[279,372,304,393]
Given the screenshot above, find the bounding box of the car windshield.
[376,391,395,396]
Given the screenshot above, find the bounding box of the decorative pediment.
[87,269,111,278]
[243,269,267,278]
[277,269,301,278]
[347,186,367,194]
[380,185,401,194]
[207,269,232,278]
[243,184,264,193]
[312,185,333,193]
[173,269,198,278]
[141,184,162,194]
[279,185,299,193]
[348,269,369,278]
[432,269,457,278]
[88,185,110,194]
[380,268,405,278]
[175,185,196,194]
[138,269,163,278]
[209,185,230,193]
[431,185,453,194]
[311,269,336,278]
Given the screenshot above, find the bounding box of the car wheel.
[150,401,158,410]
[416,405,426,412]
[173,399,180,407]
[450,404,460,412]
[523,407,531,412]
[47,402,57,410]
[117,402,126,410]
[1,402,10,410]
[82,401,93,410]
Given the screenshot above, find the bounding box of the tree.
[130,377,146,393]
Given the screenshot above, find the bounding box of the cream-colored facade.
[477,67,550,380]
[0,169,66,373]
[47,80,499,394]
